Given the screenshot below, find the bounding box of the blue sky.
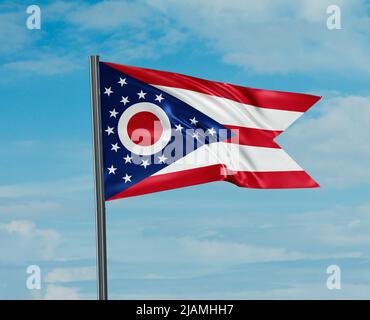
[1,0,370,299]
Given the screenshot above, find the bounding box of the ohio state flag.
[99,61,320,200]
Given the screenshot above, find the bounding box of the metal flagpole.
[89,55,108,300]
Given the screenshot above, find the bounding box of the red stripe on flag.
[104,62,321,112]
[107,165,318,200]
[224,125,282,148]
[228,170,319,189]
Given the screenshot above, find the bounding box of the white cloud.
[0,201,61,215]
[178,237,307,263]
[42,1,78,20]
[44,284,82,300]
[43,0,188,63]
[3,0,370,77]
[177,236,361,265]
[66,0,151,30]
[99,28,188,62]
[207,283,370,300]
[0,3,80,76]
[0,176,91,200]
[45,266,95,283]
[281,95,370,187]
[148,0,370,74]
[115,283,370,299]
[2,54,79,75]
[106,197,370,268]
[0,220,60,261]
[0,8,32,55]
[0,1,189,76]
[0,4,79,78]
[43,267,96,299]
[299,208,365,249]
[142,273,164,280]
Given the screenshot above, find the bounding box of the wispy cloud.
[3,0,370,77]
[0,176,91,200]
[2,54,79,75]
[0,5,33,56]
[44,284,83,300]
[148,0,370,75]
[43,265,96,300]
[0,220,60,261]
[281,95,370,187]
[178,237,308,263]
[66,0,151,30]
[45,266,95,283]
[106,201,369,269]
[0,0,189,77]
[0,200,61,215]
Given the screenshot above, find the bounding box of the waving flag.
[98,61,320,200]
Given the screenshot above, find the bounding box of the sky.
[0,0,370,299]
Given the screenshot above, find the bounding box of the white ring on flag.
[118,102,172,156]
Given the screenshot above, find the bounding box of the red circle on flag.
[118,102,172,156]
[127,111,163,146]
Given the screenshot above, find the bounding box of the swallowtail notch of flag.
[99,61,320,201]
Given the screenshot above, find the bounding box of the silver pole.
[89,55,108,300]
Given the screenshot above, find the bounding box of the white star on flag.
[123,154,132,163]
[105,126,114,135]
[120,96,129,105]
[111,143,120,152]
[155,94,164,103]
[107,165,117,174]
[137,90,147,99]
[175,124,183,132]
[123,173,132,183]
[158,154,167,164]
[104,87,113,96]
[207,127,216,136]
[118,77,127,86]
[140,159,150,168]
[190,117,198,125]
[192,131,200,140]
[109,109,118,118]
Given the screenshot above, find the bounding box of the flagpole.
[89,55,108,300]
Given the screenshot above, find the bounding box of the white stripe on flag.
[154,85,303,131]
[154,142,302,175]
